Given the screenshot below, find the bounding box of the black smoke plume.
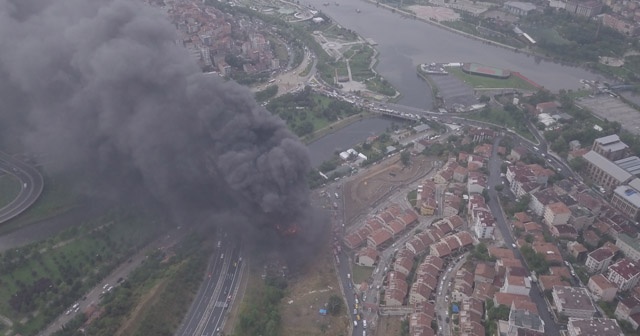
[0,0,326,257]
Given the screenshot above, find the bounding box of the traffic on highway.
[177,235,244,336]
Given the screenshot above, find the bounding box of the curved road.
[0,152,43,224]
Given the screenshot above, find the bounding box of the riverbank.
[356,0,608,87]
[303,111,376,145]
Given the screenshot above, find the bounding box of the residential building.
[472,208,495,239]
[567,318,624,336]
[409,280,433,305]
[592,134,629,161]
[550,224,578,240]
[583,150,632,193]
[357,247,378,267]
[418,181,437,216]
[530,188,559,217]
[587,274,618,302]
[367,228,393,248]
[552,286,596,318]
[543,202,571,226]
[501,275,531,296]
[507,302,545,335]
[616,233,640,262]
[586,246,615,274]
[614,297,640,330]
[602,13,640,36]
[394,250,416,276]
[567,241,588,261]
[538,275,570,291]
[467,172,488,194]
[569,206,595,231]
[494,293,537,313]
[474,262,496,284]
[607,258,640,291]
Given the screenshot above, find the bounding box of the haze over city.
[0,0,640,335]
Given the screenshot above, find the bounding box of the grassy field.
[0,174,79,235]
[365,76,397,96]
[352,263,373,285]
[3,214,162,335]
[527,27,570,46]
[0,174,21,209]
[448,67,537,90]
[349,45,375,82]
[323,25,359,42]
[466,107,536,141]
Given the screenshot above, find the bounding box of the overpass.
[0,152,44,225]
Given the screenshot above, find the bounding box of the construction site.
[343,155,434,224]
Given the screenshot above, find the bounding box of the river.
[307,117,396,166]
[301,0,602,109]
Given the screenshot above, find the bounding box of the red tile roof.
[588,247,614,262]
[368,229,393,247]
[609,258,640,281]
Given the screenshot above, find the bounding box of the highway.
[176,236,243,336]
[0,152,43,224]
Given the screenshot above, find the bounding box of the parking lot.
[576,95,640,135]
[428,74,478,110]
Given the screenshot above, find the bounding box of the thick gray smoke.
[0,0,325,251]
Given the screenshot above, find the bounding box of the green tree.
[327,295,343,316]
[569,156,587,173]
[401,151,411,166]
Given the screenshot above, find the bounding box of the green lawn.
[0,174,21,209]
[365,76,397,96]
[352,263,373,285]
[466,107,536,142]
[0,174,79,235]
[448,67,538,91]
[349,45,375,81]
[527,27,570,46]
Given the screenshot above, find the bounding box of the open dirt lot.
[577,95,640,135]
[279,240,349,336]
[343,155,433,224]
[375,316,404,336]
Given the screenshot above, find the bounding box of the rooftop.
[583,151,632,183]
[595,134,628,149]
[553,286,594,311]
[567,318,623,336]
[504,1,537,11]
[547,201,571,215]
[615,156,640,176]
[509,308,544,332]
[588,247,614,262]
[589,274,616,290]
[613,185,640,208]
[609,258,640,280]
